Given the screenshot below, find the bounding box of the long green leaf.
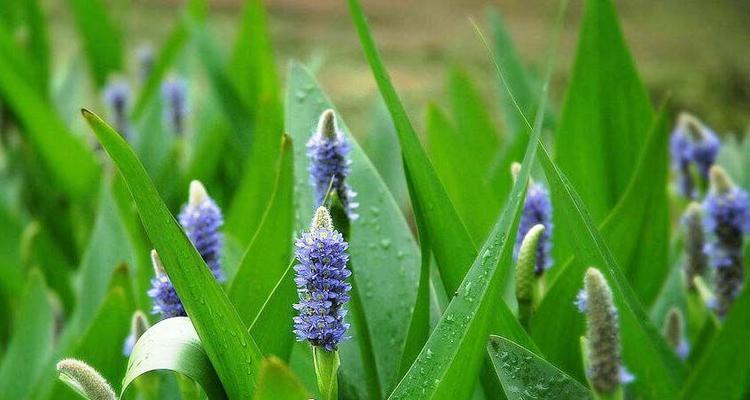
[123,317,226,400]
[252,357,310,400]
[0,270,54,399]
[553,0,653,224]
[0,27,99,200]
[680,287,750,399]
[228,135,294,360]
[287,62,421,396]
[83,109,263,399]
[67,0,123,87]
[487,336,592,400]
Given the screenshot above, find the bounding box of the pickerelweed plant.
[0,0,744,399]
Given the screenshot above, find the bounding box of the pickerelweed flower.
[136,44,154,83]
[682,202,708,291]
[178,180,225,282]
[102,78,131,138]
[56,359,116,400]
[703,166,749,317]
[161,77,188,136]
[577,268,634,395]
[669,112,721,198]
[664,308,689,360]
[307,109,359,220]
[147,250,185,319]
[293,207,352,351]
[122,310,150,356]
[512,163,553,275]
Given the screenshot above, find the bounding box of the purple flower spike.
[161,77,188,136]
[512,163,553,275]
[307,110,359,220]
[670,113,721,198]
[103,78,131,139]
[179,181,225,282]
[293,207,352,351]
[147,250,186,319]
[703,166,748,317]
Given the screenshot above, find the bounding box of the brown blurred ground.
[48,0,750,135]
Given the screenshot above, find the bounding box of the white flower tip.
[317,109,337,139]
[150,249,165,276]
[189,180,209,207]
[311,206,334,232]
[677,112,706,140]
[131,310,150,339]
[510,162,522,182]
[686,201,702,217]
[709,165,734,195]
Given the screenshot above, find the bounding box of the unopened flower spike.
[293,206,352,351]
[123,310,150,356]
[307,109,359,220]
[516,224,545,329]
[669,112,721,198]
[512,162,553,275]
[147,249,185,319]
[682,202,708,291]
[179,180,225,282]
[703,166,749,317]
[161,76,188,136]
[56,359,116,400]
[579,268,633,395]
[102,77,131,139]
[663,308,689,360]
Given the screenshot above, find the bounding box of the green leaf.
[67,0,123,87]
[447,67,500,180]
[74,179,135,330]
[487,336,592,400]
[252,357,310,400]
[680,287,750,400]
[425,102,499,243]
[553,0,653,223]
[0,270,54,399]
[228,135,295,360]
[286,62,421,396]
[123,317,226,400]
[597,107,669,306]
[488,8,546,135]
[82,109,263,399]
[0,26,99,200]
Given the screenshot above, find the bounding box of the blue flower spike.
[147,249,185,319]
[579,268,633,397]
[511,162,553,276]
[161,76,188,136]
[670,112,721,198]
[307,109,359,220]
[703,165,749,317]
[102,78,131,139]
[179,180,225,282]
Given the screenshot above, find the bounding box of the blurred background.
[42,0,750,137]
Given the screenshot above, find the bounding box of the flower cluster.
[513,163,553,275]
[307,109,359,219]
[102,78,131,138]
[161,77,188,136]
[178,180,225,282]
[669,113,721,198]
[147,250,186,319]
[576,268,633,395]
[703,166,749,317]
[293,207,352,351]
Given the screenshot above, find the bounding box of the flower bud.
[56,359,116,400]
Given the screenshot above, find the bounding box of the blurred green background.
[43,0,750,137]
